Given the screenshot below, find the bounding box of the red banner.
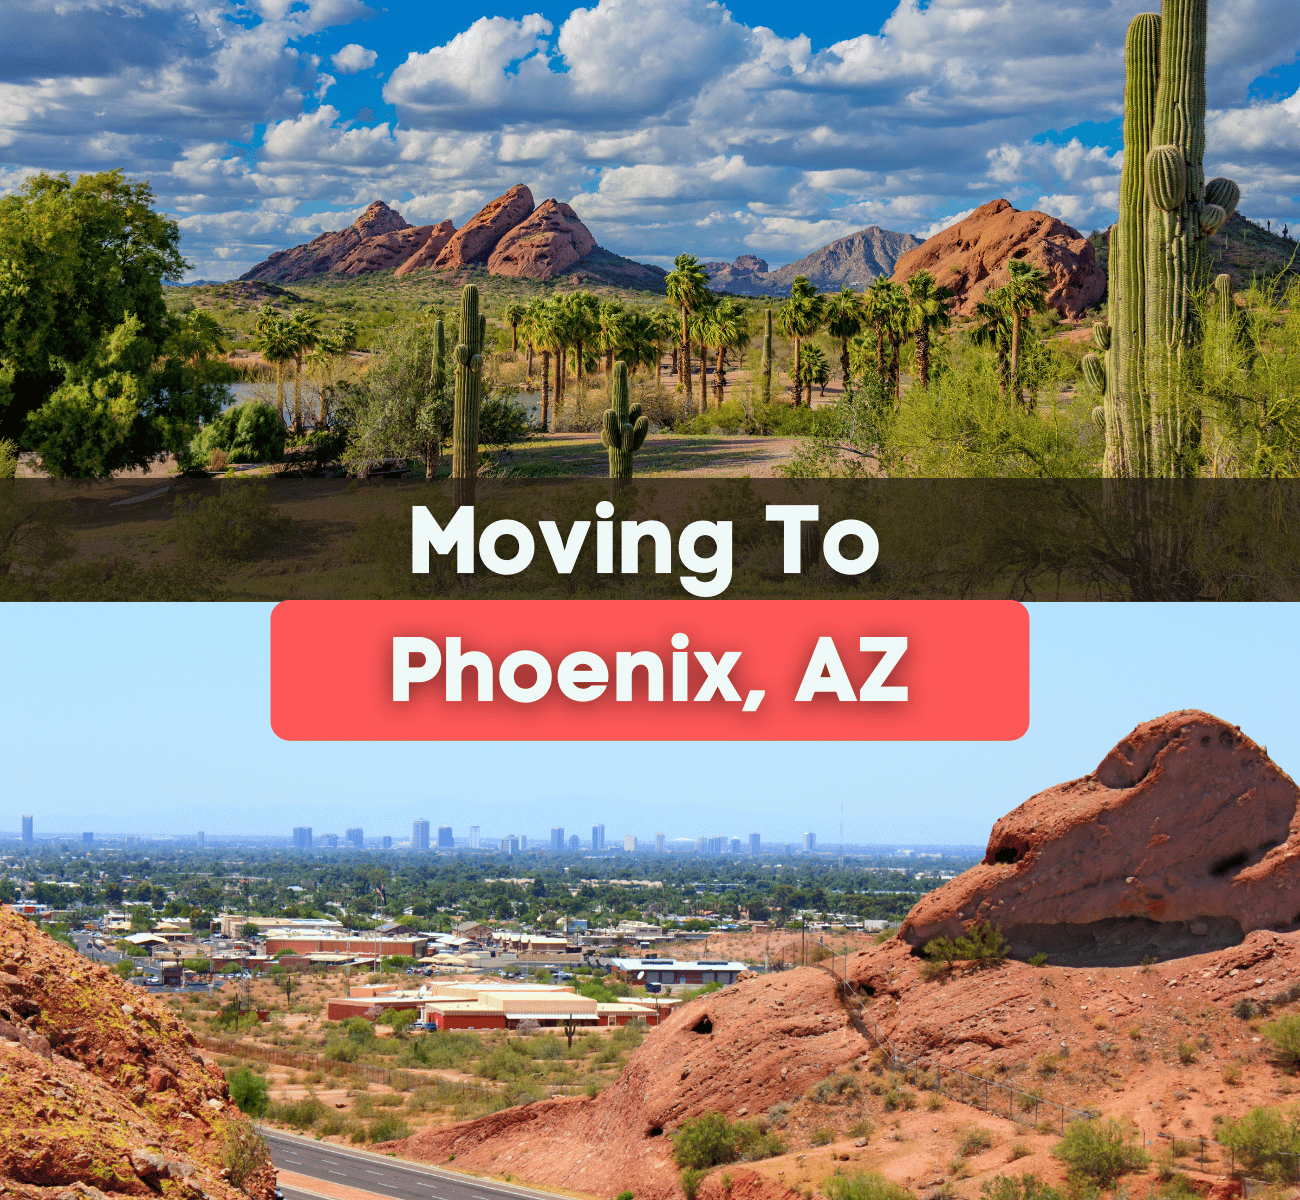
[270,600,1029,742]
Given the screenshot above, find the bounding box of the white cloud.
[331,44,378,74]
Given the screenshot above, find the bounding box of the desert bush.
[266,1095,327,1129]
[226,1067,269,1117]
[1217,1104,1300,1176]
[680,1168,707,1199]
[978,1175,1064,1200]
[882,1089,916,1112]
[170,480,290,561]
[849,1121,873,1140]
[1008,1144,1032,1162]
[220,1117,270,1193]
[672,1111,784,1169]
[1222,1064,1243,1085]
[1028,953,1048,967]
[193,401,287,464]
[810,1127,836,1147]
[487,1081,546,1112]
[810,1073,861,1104]
[1263,1015,1300,1064]
[1052,1119,1148,1184]
[367,1112,412,1143]
[959,1128,994,1157]
[822,1172,913,1200]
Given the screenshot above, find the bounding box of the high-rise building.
[82,832,94,845]
[749,832,761,855]
[695,836,706,852]
[624,834,637,852]
[731,838,742,854]
[469,825,480,849]
[321,833,339,849]
[197,831,205,849]
[592,824,605,851]
[520,835,529,850]
[21,815,33,843]
[437,826,454,848]
[293,826,312,850]
[381,835,392,849]
[503,835,520,855]
[568,834,579,852]
[804,832,816,851]
[413,820,430,851]
[707,835,725,855]
[550,827,564,851]
[655,832,665,853]
[345,828,364,849]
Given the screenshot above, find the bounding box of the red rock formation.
[393,220,457,278]
[890,199,1104,319]
[334,224,439,276]
[433,184,535,269]
[901,710,1300,965]
[0,908,273,1200]
[486,199,596,279]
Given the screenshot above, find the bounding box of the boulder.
[393,220,457,277]
[486,199,597,279]
[890,198,1105,319]
[433,184,535,269]
[900,710,1300,965]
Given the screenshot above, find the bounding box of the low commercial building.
[608,958,747,987]
[262,933,428,958]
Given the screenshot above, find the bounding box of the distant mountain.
[704,228,923,296]
[239,187,667,290]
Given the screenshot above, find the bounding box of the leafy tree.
[699,300,750,408]
[227,1066,269,1116]
[665,254,712,410]
[192,401,287,465]
[824,287,865,385]
[799,344,831,401]
[778,277,824,407]
[1003,260,1052,405]
[904,270,953,388]
[252,308,297,420]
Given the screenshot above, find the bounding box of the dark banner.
[1,477,1298,601]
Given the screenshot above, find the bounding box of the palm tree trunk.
[681,310,692,406]
[890,337,901,403]
[606,349,613,377]
[671,346,678,377]
[275,361,285,420]
[542,350,551,431]
[792,337,802,408]
[875,329,885,373]
[715,347,725,407]
[841,338,850,388]
[526,342,534,384]
[805,378,813,405]
[916,331,930,389]
[293,353,303,434]
[576,341,583,383]
[1010,309,1022,404]
[511,324,519,353]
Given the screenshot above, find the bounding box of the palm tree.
[1003,259,1052,405]
[800,344,831,400]
[532,301,563,431]
[252,307,297,422]
[777,277,823,407]
[598,301,626,377]
[904,270,953,389]
[665,254,711,411]
[286,310,320,433]
[862,277,896,374]
[971,292,1013,396]
[502,302,526,353]
[521,299,545,387]
[823,287,864,388]
[650,308,677,385]
[564,291,600,387]
[859,280,908,402]
[701,300,750,408]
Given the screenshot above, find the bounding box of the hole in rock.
[691,1016,713,1034]
[1210,851,1249,876]
[1201,735,1211,745]
[993,845,1020,864]
[1005,915,1244,967]
[1219,729,1235,747]
[647,1126,663,1138]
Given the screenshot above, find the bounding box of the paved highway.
[265,1129,552,1200]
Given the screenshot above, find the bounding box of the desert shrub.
[1232,998,1258,1019]
[959,1128,994,1157]
[367,1112,412,1143]
[324,1041,360,1063]
[810,1127,836,1147]
[1218,1104,1300,1176]
[170,480,290,561]
[226,1067,269,1116]
[193,401,287,464]
[220,1117,270,1193]
[810,1073,861,1104]
[1263,1015,1300,1064]
[680,981,725,1004]
[1028,953,1048,967]
[979,1175,1064,1200]
[1052,1119,1148,1184]
[404,1030,481,1069]
[822,1172,913,1200]
[477,1045,533,1080]
[1176,1042,1197,1064]
[672,1111,784,1169]
[377,1007,418,1036]
[680,1168,707,1199]
[617,1193,633,1200]
[883,1089,916,1112]
[1008,1144,1032,1162]
[849,1121,873,1140]
[487,1081,547,1112]
[1222,1064,1243,1085]
[924,1094,944,1112]
[267,1095,327,1129]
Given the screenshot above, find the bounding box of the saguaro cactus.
[601,359,648,480]
[451,285,484,507]
[761,309,773,403]
[1101,0,1239,476]
[432,319,446,394]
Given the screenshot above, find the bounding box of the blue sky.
[2,603,1298,847]
[0,0,1296,280]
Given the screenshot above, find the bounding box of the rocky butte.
[891,198,1105,319]
[241,185,666,289]
[0,906,274,1200]
[704,227,923,297]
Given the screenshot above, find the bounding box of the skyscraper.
[550,827,564,851]
[437,826,454,848]
[321,833,339,849]
[520,835,529,850]
[197,831,205,849]
[592,823,605,851]
[345,828,364,849]
[469,825,480,849]
[749,832,761,855]
[503,835,519,855]
[21,815,32,843]
[624,834,637,852]
[293,826,312,850]
[655,832,665,853]
[82,831,93,845]
[381,836,392,850]
[413,820,430,851]
[731,838,742,854]
[568,834,579,851]
[804,832,816,851]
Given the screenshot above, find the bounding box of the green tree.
[502,303,526,353]
[904,270,953,389]
[286,310,320,434]
[699,300,750,408]
[227,1066,269,1116]
[971,293,1013,396]
[778,277,824,407]
[252,308,297,421]
[1003,260,1052,405]
[824,287,865,386]
[665,254,711,411]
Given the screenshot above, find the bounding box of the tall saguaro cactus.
[1098,0,1239,476]
[602,359,648,480]
[451,285,484,507]
[761,309,773,403]
[432,319,446,394]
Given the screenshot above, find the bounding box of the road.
[265,1130,553,1200]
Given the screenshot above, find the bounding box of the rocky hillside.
[705,228,922,297]
[241,185,666,290]
[891,199,1105,320]
[0,907,273,1200]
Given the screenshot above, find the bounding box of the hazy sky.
[2,602,1297,847]
[0,0,1295,280]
